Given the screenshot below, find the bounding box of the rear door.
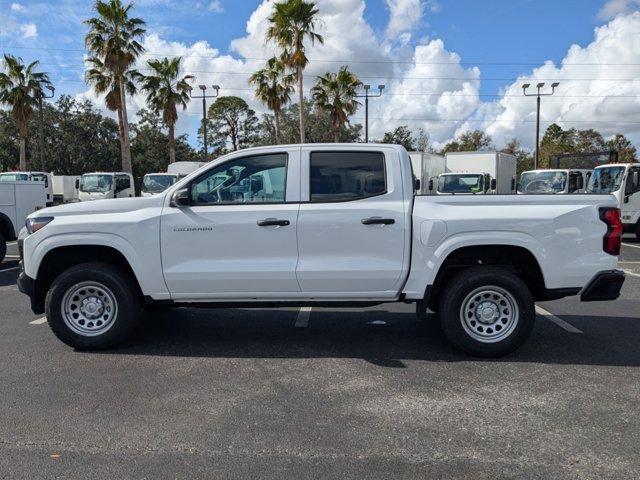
[296,147,408,297]
[160,149,301,299]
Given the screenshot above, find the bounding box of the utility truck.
[518,169,592,194]
[587,163,640,239]
[52,175,80,204]
[0,181,46,262]
[438,151,517,195]
[0,171,54,206]
[141,162,206,197]
[78,172,134,202]
[18,144,624,357]
[408,152,446,194]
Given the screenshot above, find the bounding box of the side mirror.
[414,178,421,191]
[490,178,497,191]
[75,179,80,189]
[428,179,434,191]
[624,196,630,204]
[171,187,191,207]
[577,176,584,190]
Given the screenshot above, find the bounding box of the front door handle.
[257,218,290,227]
[361,217,395,225]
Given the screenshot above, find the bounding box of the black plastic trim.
[581,270,625,302]
[17,269,44,314]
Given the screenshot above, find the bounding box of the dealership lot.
[1,240,639,479]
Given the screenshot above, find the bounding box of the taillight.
[599,207,622,256]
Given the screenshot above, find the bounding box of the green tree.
[202,96,258,153]
[0,54,52,170]
[574,128,605,153]
[249,56,295,144]
[502,138,534,176]
[0,110,20,172]
[85,0,146,174]
[85,56,142,153]
[141,56,193,164]
[539,123,574,168]
[607,134,637,163]
[380,125,415,151]
[266,0,324,143]
[442,130,493,154]
[311,66,361,142]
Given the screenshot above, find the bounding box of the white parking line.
[295,307,312,328]
[7,241,17,245]
[622,242,640,250]
[622,268,640,279]
[4,255,20,259]
[0,267,19,273]
[29,317,47,325]
[535,305,583,334]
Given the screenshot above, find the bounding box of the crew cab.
[17,144,625,357]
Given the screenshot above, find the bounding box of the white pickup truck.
[17,144,625,357]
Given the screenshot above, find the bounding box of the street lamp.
[523,81,559,169]
[35,84,55,172]
[190,84,220,160]
[355,84,384,143]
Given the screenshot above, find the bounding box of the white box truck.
[408,152,446,195]
[439,151,517,195]
[141,162,206,197]
[0,181,46,262]
[518,169,592,195]
[52,175,80,203]
[78,172,135,201]
[586,163,640,239]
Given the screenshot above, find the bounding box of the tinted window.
[190,153,287,205]
[310,151,386,203]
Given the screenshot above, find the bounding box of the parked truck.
[438,151,517,195]
[0,181,46,262]
[78,172,135,201]
[408,152,446,194]
[141,162,206,197]
[518,169,592,194]
[18,144,624,357]
[586,163,640,239]
[0,171,54,206]
[52,175,80,204]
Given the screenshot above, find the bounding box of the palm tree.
[85,56,142,152]
[266,0,323,144]
[311,66,361,143]
[85,0,146,174]
[249,57,294,144]
[141,57,193,163]
[0,54,52,170]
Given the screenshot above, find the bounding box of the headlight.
[26,216,54,234]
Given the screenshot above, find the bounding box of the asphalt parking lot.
[1,239,640,479]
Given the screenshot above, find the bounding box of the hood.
[29,195,165,218]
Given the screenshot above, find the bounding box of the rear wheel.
[0,232,6,264]
[438,267,535,357]
[45,262,140,350]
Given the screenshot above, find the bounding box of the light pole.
[35,84,55,171]
[190,84,220,160]
[523,82,559,169]
[355,84,384,143]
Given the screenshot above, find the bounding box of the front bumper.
[581,270,625,302]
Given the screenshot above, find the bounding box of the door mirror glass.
[490,178,497,191]
[171,188,191,207]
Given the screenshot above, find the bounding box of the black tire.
[0,233,6,264]
[635,222,640,242]
[45,262,141,350]
[438,267,535,358]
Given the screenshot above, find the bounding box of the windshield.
[586,166,625,193]
[0,173,29,182]
[142,174,177,193]
[80,174,113,193]
[438,174,484,194]
[518,171,567,193]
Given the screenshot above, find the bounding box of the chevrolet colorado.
[17,144,625,357]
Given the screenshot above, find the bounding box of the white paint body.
[52,175,80,203]
[77,172,135,202]
[166,161,207,177]
[408,152,446,195]
[518,169,592,195]
[587,163,640,229]
[22,144,618,303]
[0,171,53,206]
[444,151,517,194]
[0,181,46,240]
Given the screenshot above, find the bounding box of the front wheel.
[635,222,640,242]
[0,232,6,263]
[45,262,140,350]
[438,267,535,357]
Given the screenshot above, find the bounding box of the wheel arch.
[0,212,16,241]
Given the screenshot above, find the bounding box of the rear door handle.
[361,217,395,225]
[257,218,290,227]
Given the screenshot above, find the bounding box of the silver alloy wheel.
[459,286,519,343]
[61,281,118,337]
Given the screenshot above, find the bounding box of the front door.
[623,166,640,227]
[160,150,301,299]
[295,148,408,297]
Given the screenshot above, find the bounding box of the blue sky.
[1,0,639,148]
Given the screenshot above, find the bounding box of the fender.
[403,230,548,300]
[26,232,170,300]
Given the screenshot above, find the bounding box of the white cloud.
[385,0,423,39]
[10,3,24,12]
[19,22,37,38]
[208,1,224,13]
[598,0,640,20]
